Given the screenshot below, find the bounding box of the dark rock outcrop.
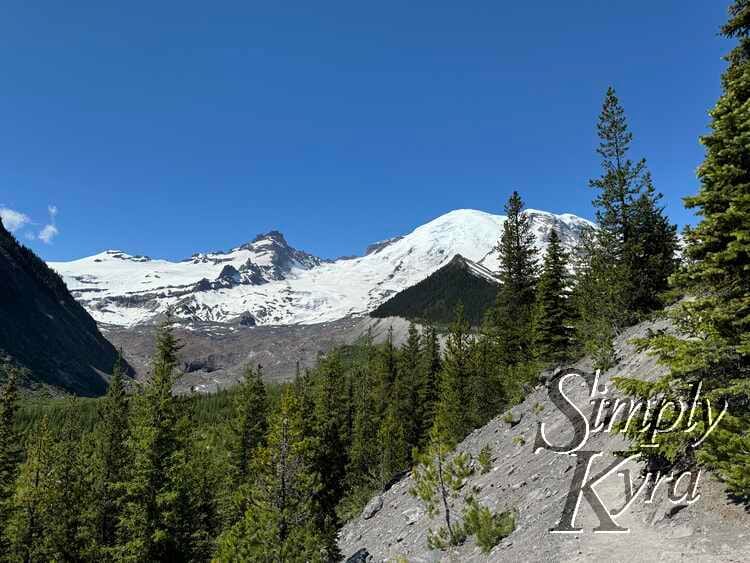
[0,218,128,395]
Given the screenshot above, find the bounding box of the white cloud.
[0,207,31,232]
[38,224,59,244]
[48,205,58,218]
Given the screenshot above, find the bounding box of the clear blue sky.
[0,1,731,261]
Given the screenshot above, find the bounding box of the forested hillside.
[370,254,498,326]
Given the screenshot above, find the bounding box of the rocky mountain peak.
[252,230,287,245]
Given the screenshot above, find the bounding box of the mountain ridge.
[0,218,128,395]
[49,208,593,328]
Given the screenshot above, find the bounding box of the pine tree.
[434,304,473,447]
[372,327,398,419]
[346,340,379,490]
[571,226,628,370]
[587,86,678,318]
[410,424,472,550]
[492,191,539,366]
[43,406,88,560]
[233,364,268,483]
[309,352,349,552]
[9,409,87,561]
[117,319,191,561]
[468,334,503,427]
[590,87,644,249]
[214,387,328,562]
[0,365,19,555]
[88,355,130,559]
[394,323,421,454]
[627,178,679,312]
[615,1,750,499]
[8,417,55,562]
[377,403,409,488]
[533,230,574,365]
[417,325,441,447]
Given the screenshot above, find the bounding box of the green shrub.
[477,444,492,474]
[463,498,516,553]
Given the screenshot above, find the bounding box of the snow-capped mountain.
[48,209,593,328]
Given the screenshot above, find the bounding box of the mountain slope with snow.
[48,209,592,327]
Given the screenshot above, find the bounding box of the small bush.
[532,402,545,414]
[427,523,466,550]
[477,445,492,474]
[511,435,525,446]
[463,499,516,553]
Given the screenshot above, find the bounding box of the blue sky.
[0,1,730,261]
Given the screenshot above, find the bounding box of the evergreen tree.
[9,410,87,561]
[43,407,88,560]
[346,341,379,491]
[411,424,472,550]
[628,178,679,312]
[571,226,628,370]
[417,325,441,447]
[616,0,750,499]
[372,327,398,420]
[309,352,349,552]
[588,86,678,317]
[0,365,19,555]
[8,417,55,562]
[214,387,328,562]
[232,364,268,483]
[394,323,421,454]
[377,403,409,488]
[533,230,574,365]
[434,304,473,446]
[492,191,539,366]
[117,319,191,561]
[88,355,130,559]
[468,335,503,427]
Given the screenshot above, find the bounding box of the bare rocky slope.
[339,319,750,562]
[105,315,416,392]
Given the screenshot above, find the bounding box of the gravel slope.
[339,319,750,562]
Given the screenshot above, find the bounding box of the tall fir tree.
[9,408,87,561]
[468,334,503,428]
[309,352,349,552]
[346,337,379,491]
[232,364,268,484]
[434,304,473,446]
[533,230,574,365]
[8,417,55,562]
[215,387,328,562]
[571,226,628,369]
[492,191,539,367]
[615,0,750,499]
[117,319,192,561]
[394,323,422,455]
[88,355,130,559]
[417,325,441,447]
[0,365,19,555]
[587,86,678,318]
[377,403,409,488]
